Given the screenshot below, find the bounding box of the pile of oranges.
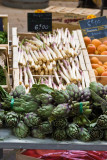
[84,37,107,55]
[91,57,107,76]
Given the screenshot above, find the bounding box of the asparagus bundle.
[17,28,84,92]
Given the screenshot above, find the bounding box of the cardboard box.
[44,6,101,32]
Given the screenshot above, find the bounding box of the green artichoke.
[97,115,107,129]
[39,121,52,134]
[52,103,70,118]
[10,85,26,98]
[35,93,53,105]
[24,112,41,127]
[5,111,18,127]
[78,128,90,142]
[80,88,91,102]
[53,129,67,141]
[0,110,5,120]
[90,124,103,140]
[13,121,29,138]
[51,90,70,104]
[52,118,68,129]
[0,119,3,128]
[89,82,104,97]
[66,123,79,139]
[66,83,81,102]
[37,104,54,119]
[31,128,45,139]
[104,130,107,141]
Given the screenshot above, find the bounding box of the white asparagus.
[58,61,70,80]
[46,46,57,60]
[59,69,70,84]
[19,66,23,85]
[23,67,29,88]
[30,50,38,64]
[27,66,35,84]
[53,69,60,85]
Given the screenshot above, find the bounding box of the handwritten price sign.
[28,13,52,32]
[79,16,107,39]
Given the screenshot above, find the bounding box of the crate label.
[28,13,52,32]
[79,16,107,39]
[0,18,3,31]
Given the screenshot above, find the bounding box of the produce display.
[0,31,7,44]
[0,81,107,142]
[84,37,107,55]
[91,57,107,76]
[0,50,7,85]
[17,28,87,92]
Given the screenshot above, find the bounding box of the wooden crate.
[0,47,11,91]
[12,28,95,89]
[44,6,100,32]
[0,15,9,49]
[89,55,107,85]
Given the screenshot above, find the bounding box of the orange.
[92,64,100,69]
[101,71,107,76]
[84,36,91,47]
[92,39,102,48]
[93,69,98,76]
[87,44,96,54]
[103,41,107,46]
[97,44,107,54]
[103,65,107,70]
[90,57,99,64]
[101,51,107,55]
[98,61,103,66]
[96,66,105,76]
[104,62,107,66]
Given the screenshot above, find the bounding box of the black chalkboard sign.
[79,16,107,39]
[0,18,3,31]
[28,13,52,32]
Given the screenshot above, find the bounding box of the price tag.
[79,16,107,39]
[28,13,52,32]
[0,18,3,31]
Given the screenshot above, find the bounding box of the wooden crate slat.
[77,30,86,49]
[79,51,86,70]
[13,68,19,89]
[83,71,90,87]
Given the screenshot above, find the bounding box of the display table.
[0,129,107,159]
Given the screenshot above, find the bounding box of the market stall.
[0,5,107,160]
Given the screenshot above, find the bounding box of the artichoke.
[53,129,67,141]
[66,84,81,102]
[0,110,5,120]
[10,85,26,98]
[51,90,70,104]
[90,124,103,140]
[73,115,91,126]
[97,115,107,129]
[35,93,53,105]
[78,128,90,142]
[52,118,68,129]
[31,128,45,139]
[80,88,91,102]
[52,103,70,118]
[89,82,105,98]
[13,121,29,138]
[39,121,52,134]
[104,130,107,141]
[24,112,41,127]
[0,119,3,128]
[5,111,18,127]
[66,123,79,139]
[37,104,54,119]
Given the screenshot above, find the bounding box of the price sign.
[0,18,3,31]
[28,13,52,32]
[79,16,107,39]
